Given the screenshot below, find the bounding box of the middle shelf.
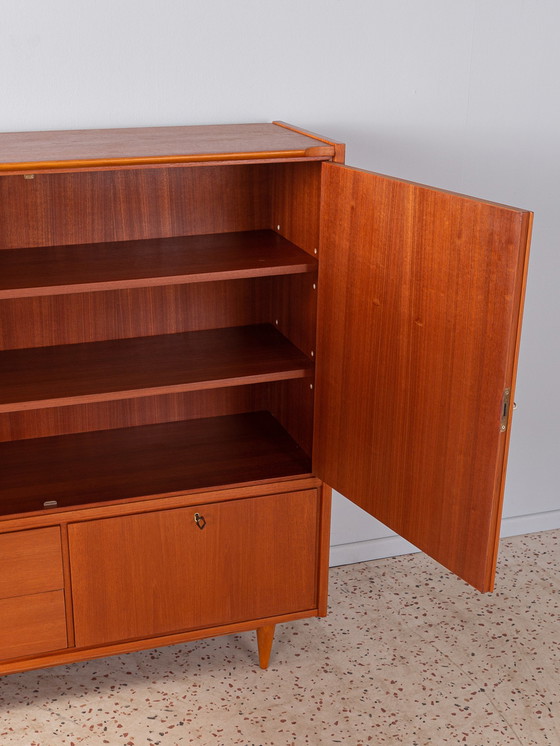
[0,324,314,413]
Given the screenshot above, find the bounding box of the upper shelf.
[0,122,336,173]
[0,230,317,299]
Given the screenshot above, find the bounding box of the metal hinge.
[500,388,511,431]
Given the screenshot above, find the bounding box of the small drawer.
[0,527,64,600]
[0,590,67,660]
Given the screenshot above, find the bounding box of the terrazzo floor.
[1,529,558,745]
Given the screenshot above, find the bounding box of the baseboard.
[500,508,560,537]
[329,534,420,566]
[329,509,560,567]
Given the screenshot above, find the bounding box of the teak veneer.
[0,230,316,299]
[0,121,531,676]
[0,324,313,412]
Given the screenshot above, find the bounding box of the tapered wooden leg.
[256,624,275,669]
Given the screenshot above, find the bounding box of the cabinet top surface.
[0,122,335,172]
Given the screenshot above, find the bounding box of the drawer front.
[0,527,64,599]
[0,590,67,661]
[69,489,320,647]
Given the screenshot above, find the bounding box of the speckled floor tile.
[1,529,558,745]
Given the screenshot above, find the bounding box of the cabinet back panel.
[0,165,273,250]
[0,387,264,442]
[0,273,318,351]
[0,281,262,349]
[0,380,314,449]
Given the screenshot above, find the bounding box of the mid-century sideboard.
[0,122,532,675]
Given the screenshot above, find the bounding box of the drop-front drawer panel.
[0,590,67,661]
[0,527,64,599]
[69,489,320,647]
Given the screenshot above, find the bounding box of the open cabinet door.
[313,162,532,591]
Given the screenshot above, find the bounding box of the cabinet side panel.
[256,379,314,456]
[0,166,273,249]
[257,273,317,361]
[272,162,322,256]
[254,272,317,457]
[314,163,531,591]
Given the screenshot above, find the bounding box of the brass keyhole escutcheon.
[194,512,206,530]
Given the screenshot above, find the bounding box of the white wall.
[2,0,559,562]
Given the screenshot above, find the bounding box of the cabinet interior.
[0,161,323,516]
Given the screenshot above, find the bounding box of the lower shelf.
[0,412,312,516]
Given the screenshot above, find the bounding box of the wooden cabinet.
[0,122,531,676]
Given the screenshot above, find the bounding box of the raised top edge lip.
[0,122,335,171]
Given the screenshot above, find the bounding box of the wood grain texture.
[0,526,63,598]
[0,272,317,352]
[0,123,334,173]
[272,162,322,257]
[0,230,317,299]
[0,591,67,661]
[314,162,532,592]
[0,165,272,250]
[0,279,264,350]
[68,489,319,647]
[256,379,315,457]
[0,387,264,443]
[258,273,318,361]
[0,324,313,412]
[0,412,312,516]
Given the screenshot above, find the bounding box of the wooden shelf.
[0,230,317,299]
[0,325,313,413]
[0,412,312,516]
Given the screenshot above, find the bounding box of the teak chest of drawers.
[0,122,532,675]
